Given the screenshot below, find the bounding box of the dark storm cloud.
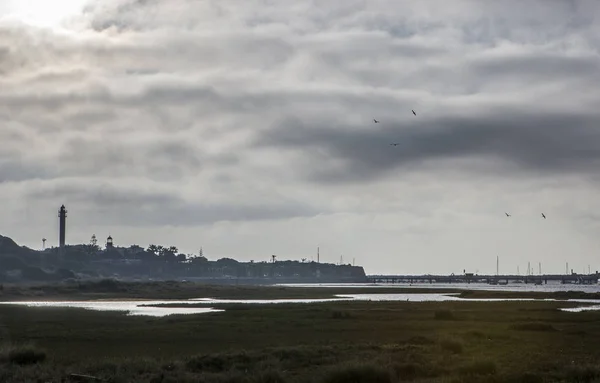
[26,182,320,226]
[469,53,600,83]
[257,109,600,183]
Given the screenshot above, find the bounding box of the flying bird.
[505,213,511,217]
[541,213,546,219]
[390,143,400,146]
[412,110,416,116]
[374,119,380,123]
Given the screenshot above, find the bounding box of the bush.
[393,362,440,380]
[0,344,46,365]
[564,365,600,383]
[464,330,485,339]
[514,372,544,383]
[253,370,287,383]
[434,310,455,320]
[440,339,464,354]
[331,310,352,319]
[186,354,228,373]
[322,364,393,383]
[459,360,497,376]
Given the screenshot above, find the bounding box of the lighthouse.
[58,205,67,249]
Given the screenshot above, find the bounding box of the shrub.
[440,339,464,354]
[459,360,497,376]
[564,365,600,383]
[0,344,46,365]
[464,330,485,339]
[331,310,352,319]
[514,372,544,383]
[393,362,440,380]
[186,354,228,373]
[253,370,287,383]
[322,364,393,383]
[434,310,455,320]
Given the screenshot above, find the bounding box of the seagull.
[390,143,400,146]
[541,213,546,219]
[505,212,511,217]
[412,110,416,116]
[374,119,380,123]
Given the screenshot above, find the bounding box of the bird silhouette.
[541,213,546,219]
[412,110,416,116]
[505,212,511,217]
[390,143,400,146]
[373,119,380,123]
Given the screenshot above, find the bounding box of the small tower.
[58,205,67,248]
[106,235,114,249]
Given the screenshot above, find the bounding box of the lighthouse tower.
[58,205,67,249]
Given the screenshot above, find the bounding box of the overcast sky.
[1,1,599,275]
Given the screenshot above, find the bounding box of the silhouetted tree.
[159,246,177,263]
[86,234,100,256]
[147,244,160,256]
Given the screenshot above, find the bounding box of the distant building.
[106,235,114,249]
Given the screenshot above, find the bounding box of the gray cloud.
[469,52,600,85]
[0,160,50,183]
[256,107,600,183]
[25,181,320,227]
[0,0,599,272]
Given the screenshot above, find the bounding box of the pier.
[367,273,599,285]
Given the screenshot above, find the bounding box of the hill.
[0,234,367,284]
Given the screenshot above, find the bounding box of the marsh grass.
[322,364,393,383]
[1,284,600,382]
[509,322,557,332]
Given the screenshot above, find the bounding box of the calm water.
[2,292,599,316]
[0,300,224,317]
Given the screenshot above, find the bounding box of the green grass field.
[1,283,600,382]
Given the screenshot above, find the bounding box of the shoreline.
[2,280,600,303]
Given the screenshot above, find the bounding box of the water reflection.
[1,293,599,316]
[561,305,600,312]
[0,300,224,317]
